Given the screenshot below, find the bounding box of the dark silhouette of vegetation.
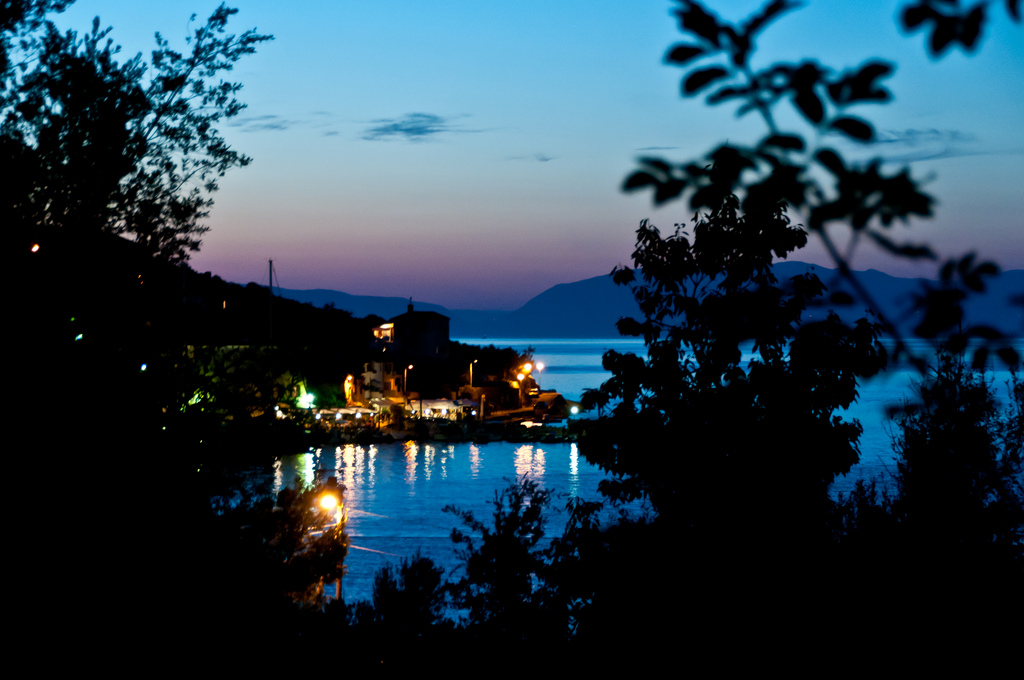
[11,0,1020,662]
[833,354,1023,644]
[580,197,887,531]
[626,0,1019,369]
[229,0,1021,658]
[891,354,1023,573]
[573,0,1023,651]
[3,1,272,262]
[443,478,564,642]
[184,475,349,651]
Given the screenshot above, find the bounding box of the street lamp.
[469,359,478,387]
[404,364,414,406]
[319,476,344,526]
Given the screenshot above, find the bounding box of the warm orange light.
[523,363,532,373]
[517,373,525,381]
[320,494,339,510]
[30,243,40,253]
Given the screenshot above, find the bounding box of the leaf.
[637,157,672,173]
[722,26,750,67]
[930,16,958,54]
[996,346,1020,367]
[902,4,933,29]
[684,67,729,94]
[616,317,644,337]
[962,273,985,292]
[975,262,999,277]
[665,44,705,66]
[677,2,722,47]
[857,61,893,83]
[762,134,804,151]
[623,172,659,191]
[845,61,894,103]
[654,179,687,204]
[960,5,985,49]
[706,86,747,104]
[612,267,636,285]
[742,0,800,38]
[815,149,845,176]
[830,116,874,141]
[966,325,1003,340]
[866,231,935,260]
[793,89,824,124]
[957,253,976,276]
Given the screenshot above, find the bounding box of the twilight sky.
[54,1,1024,310]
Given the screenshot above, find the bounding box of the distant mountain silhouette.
[275,263,1023,339]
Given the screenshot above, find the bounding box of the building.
[372,302,449,361]
[366,302,451,404]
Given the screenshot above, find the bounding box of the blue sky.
[54,1,1024,309]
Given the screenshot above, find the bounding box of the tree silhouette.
[580,194,886,545]
[624,0,1020,369]
[443,476,565,643]
[891,354,1023,574]
[577,0,1021,642]
[185,476,350,648]
[2,2,272,262]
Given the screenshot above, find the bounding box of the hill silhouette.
[275,263,1023,339]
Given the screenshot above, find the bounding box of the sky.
[52,1,1024,310]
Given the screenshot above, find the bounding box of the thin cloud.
[228,111,343,134]
[864,127,1021,163]
[636,146,680,151]
[229,114,296,132]
[873,128,975,146]
[508,153,556,162]
[362,113,458,141]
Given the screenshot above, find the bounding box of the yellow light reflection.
[404,441,419,485]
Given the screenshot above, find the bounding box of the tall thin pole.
[268,259,273,343]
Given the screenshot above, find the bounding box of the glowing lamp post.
[319,476,344,526]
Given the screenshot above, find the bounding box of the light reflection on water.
[270,441,608,604]
[263,338,1021,603]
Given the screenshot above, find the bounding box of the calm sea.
[267,337,1020,604]
[456,336,1021,490]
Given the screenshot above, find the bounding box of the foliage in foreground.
[3,2,272,262]
[891,355,1023,571]
[580,196,887,545]
[186,476,349,647]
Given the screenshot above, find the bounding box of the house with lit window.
[371,302,449,361]
[366,302,451,404]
